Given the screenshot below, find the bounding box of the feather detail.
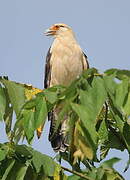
[44,23,89,152]
[44,47,52,88]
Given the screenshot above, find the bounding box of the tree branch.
[61,166,94,180]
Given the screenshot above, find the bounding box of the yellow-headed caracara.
[44,23,89,152]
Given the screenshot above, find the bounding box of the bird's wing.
[44,47,52,88]
[82,51,89,69]
[37,48,52,138]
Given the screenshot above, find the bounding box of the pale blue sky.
[0,0,130,179]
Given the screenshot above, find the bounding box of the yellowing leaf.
[37,124,44,138]
[73,149,84,164]
[53,165,61,180]
[105,169,123,180]
[24,85,42,100]
[73,120,93,164]
[78,139,93,160]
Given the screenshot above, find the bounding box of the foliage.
[0,68,130,179]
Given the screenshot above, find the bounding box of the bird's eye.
[59,25,64,28]
[55,25,59,28]
[53,25,60,30]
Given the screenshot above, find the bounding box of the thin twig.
[61,166,94,180]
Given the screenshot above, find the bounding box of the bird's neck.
[50,31,79,53]
[56,31,76,43]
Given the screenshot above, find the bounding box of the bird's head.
[44,23,72,37]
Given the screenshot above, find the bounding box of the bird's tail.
[48,111,69,152]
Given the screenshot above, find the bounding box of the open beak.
[44,28,56,36]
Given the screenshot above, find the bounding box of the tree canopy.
[0,68,130,179]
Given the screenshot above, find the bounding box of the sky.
[0,0,130,179]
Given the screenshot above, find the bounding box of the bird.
[44,23,89,152]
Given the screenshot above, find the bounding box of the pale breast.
[50,39,84,86]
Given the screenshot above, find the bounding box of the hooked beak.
[44,28,56,36]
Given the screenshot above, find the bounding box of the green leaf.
[44,88,58,104]
[75,125,94,160]
[15,145,32,159]
[79,77,107,123]
[23,99,36,109]
[124,92,130,116]
[71,103,97,151]
[24,166,37,180]
[0,85,13,136]
[23,110,35,143]
[103,75,125,133]
[101,157,121,169]
[4,105,13,136]
[32,150,56,176]
[17,167,28,180]
[15,165,28,180]
[86,168,102,180]
[123,122,130,149]
[98,120,110,159]
[98,120,108,145]
[108,132,125,150]
[0,85,6,121]
[1,79,25,117]
[4,161,28,180]
[0,149,6,161]
[62,81,77,100]
[103,74,116,97]
[109,103,124,133]
[68,175,81,180]
[115,78,129,107]
[104,69,119,76]
[98,119,125,159]
[105,68,130,80]
[34,96,47,129]
[13,119,25,143]
[96,167,105,180]
[1,159,15,180]
[77,77,107,159]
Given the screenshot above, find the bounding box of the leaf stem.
[61,166,94,180]
[94,73,103,77]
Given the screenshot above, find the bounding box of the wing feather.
[82,51,89,69]
[44,47,52,88]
